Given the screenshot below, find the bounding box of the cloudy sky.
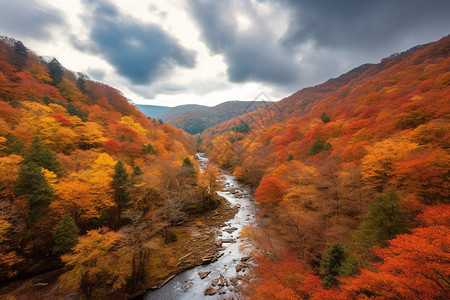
[0,0,449,106]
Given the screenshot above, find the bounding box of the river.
[141,153,256,299]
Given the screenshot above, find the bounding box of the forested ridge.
[168,101,271,135]
[0,36,226,298]
[202,35,450,299]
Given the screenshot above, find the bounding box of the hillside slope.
[0,36,227,299]
[157,104,209,122]
[169,100,271,134]
[203,35,450,298]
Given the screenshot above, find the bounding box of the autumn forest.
[0,31,449,300]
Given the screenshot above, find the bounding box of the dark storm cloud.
[189,0,450,90]
[269,0,450,88]
[279,0,450,54]
[75,0,196,85]
[0,0,65,40]
[187,0,301,85]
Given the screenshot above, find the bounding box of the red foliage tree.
[51,113,75,127]
[103,138,120,155]
[248,252,331,300]
[254,177,287,204]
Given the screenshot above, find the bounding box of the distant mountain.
[158,104,209,122]
[169,100,271,134]
[135,104,171,118]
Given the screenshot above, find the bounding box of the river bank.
[130,193,239,298]
[0,195,238,300]
[140,166,257,299]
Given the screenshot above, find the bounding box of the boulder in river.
[204,287,217,296]
[221,238,236,243]
[218,274,229,286]
[241,255,253,262]
[212,277,219,286]
[212,274,228,287]
[223,227,238,233]
[235,263,246,272]
[198,271,210,279]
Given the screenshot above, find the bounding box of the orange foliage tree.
[247,252,332,300]
[392,149,450,204]
[254,177,287,205]
[60,228,131,298]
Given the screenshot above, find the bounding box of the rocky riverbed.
[140,154,257,300]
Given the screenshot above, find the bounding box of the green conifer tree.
[24,137,62,176]
[320,243,358,287]
[47,58,64,85]
[182,157,193,167]
[354,190,409,249]
[132,165,143,177]
[111,161,129,229]
[308,136,332,156]
[321,112,331,123]
[142,143,157,155]
[76,72,88,94]
[12,40,28,71]
[53,214,79,255]
[3,133,24,155]
[321,243,347,286]
[15,161,54,225]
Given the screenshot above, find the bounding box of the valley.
[142,154,257,299]
[0,12,448,299]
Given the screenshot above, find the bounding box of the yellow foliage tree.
[52,126,79,153]
[14,101,81,151]
[197,164,221,208]
[24,62,51,82]
[0,154,23,201]
[58,78,84,101]
[281,163,319,209]
[0,219,24,278]
[42,168,58,186]
[0,136,6,150]
[60,228,131,297]
[16,102,60,145]
[211,135,234,168]
[0,118,11,136]
[52,179,95,220]
[79,153,115,208]
[53,153,116,224]
[361,137,419,190]
[118,116,148,137]
[76,122,107,149]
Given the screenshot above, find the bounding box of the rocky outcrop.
[204,287,217,296]
[198,271,211,279]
